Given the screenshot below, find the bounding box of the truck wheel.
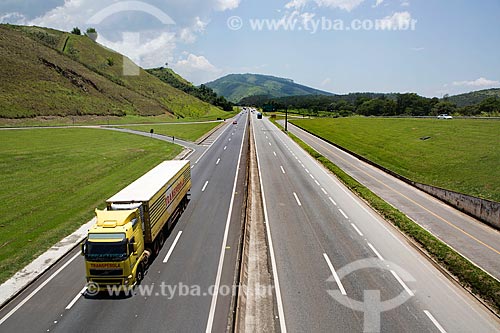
[153,240,160,257]
[159,232,165,247]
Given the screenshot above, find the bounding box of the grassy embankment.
[0,128,182,284]
[0,25,232,126]
[123,122,222,142]
[291,117,500,201]
[270,118,500,314]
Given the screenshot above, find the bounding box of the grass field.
[0,128,182,283]
[0,110,238,128]
[123,122,221,142]
[291,117,500,201]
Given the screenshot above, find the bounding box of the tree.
[431,101,457,116]
[71,27,81,35]
[478,97,500,114]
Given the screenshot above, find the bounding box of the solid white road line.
[424,310,447,333]
[280,166,286,174]
[163,231,183,264]
[368,243,385,261]
[65,286,86,310]
[390,270,415,297]
[338,209,349,219]
[351,223,364,237]
[0,252,80,326]
[253,120,287,333]
[323,253,347,296]
[293,192,302,206]
[202,181,209,192]
[205,112,247,333]
[216,158,220,165]
[305,168,310,174]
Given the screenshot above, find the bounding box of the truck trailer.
[82,160,191,291]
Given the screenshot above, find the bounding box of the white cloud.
[178,16,209,43]
[172,54,223,84]
[315,0,365,11]
[401,1,410,7]
[377,11,414,30]
[99,31,177,69]
[14,0,239,73]
[0,12,28,24]
[452,77,500,87]
[411,47,424,51]
[285,0,309,10]
[374,0,384,7]
[215,0,240,11]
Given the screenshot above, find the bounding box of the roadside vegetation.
[245,88,500,117]
[290,117,500,201]
[0,128,181,284]
[270,118,500,315]
[147,67,234,111]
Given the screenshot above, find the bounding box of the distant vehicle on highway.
[257,112,263,119]
[233,120,237,124]
[437,114,453,119]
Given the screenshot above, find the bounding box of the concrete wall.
[412,183,500,230]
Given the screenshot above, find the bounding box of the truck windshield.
[85,241,128,262]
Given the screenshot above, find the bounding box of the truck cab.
[82,208,147,291]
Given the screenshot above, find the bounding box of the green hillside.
[205,73,333,103]
[0,24,227,120]
[446,88,500,107]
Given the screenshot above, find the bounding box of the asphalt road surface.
[254,114,499,332]
[0,111,249,332]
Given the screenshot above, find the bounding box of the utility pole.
[285,106,288,132]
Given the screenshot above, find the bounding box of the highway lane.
[0,111,249,332]
[253,114,500,332]
[284,121,500,280]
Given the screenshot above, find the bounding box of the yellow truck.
[81,160,191,291]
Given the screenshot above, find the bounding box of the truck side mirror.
[81,243,86,256]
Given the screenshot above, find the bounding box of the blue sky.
[1,0,499,97]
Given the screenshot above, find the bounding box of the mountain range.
[204,73,334,104]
